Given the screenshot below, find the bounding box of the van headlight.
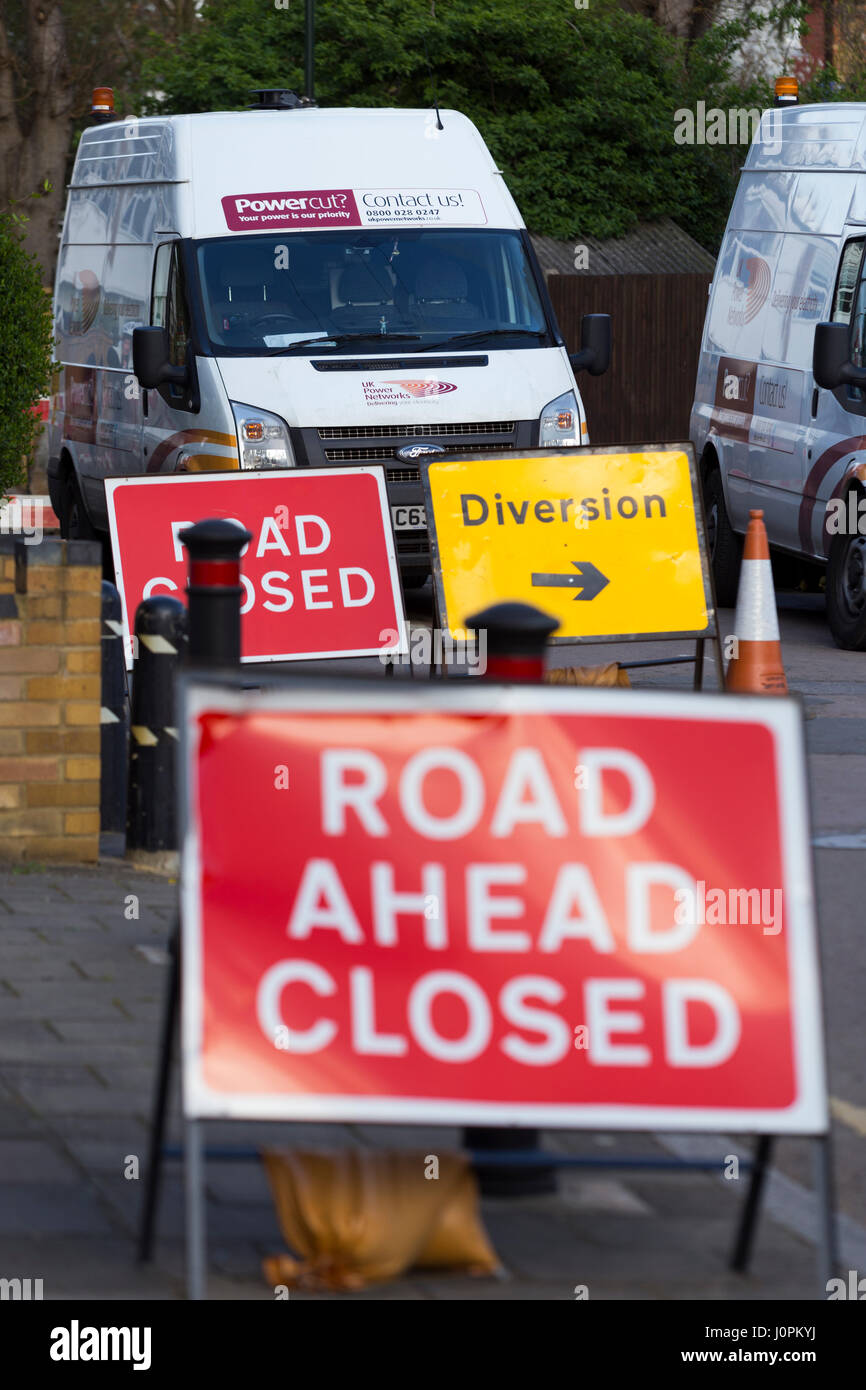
[231,401,295,469]
[539,390,581,447]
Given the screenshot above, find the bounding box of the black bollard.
[126,596,189,853]
[179,518,252,666]
[100,581,129,841]
[463,600,561,1197]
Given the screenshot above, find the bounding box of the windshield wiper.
[266,332,422,356]
[416,328,549,353]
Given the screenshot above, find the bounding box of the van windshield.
[194,229,551,354]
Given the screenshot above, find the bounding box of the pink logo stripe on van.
[798,434,866,553]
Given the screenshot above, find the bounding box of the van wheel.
[60,470,96,542]
[826,522,866,649]
[704,468,742,607]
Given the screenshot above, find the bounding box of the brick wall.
[0,537,102,862]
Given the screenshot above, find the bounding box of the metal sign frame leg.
[429,585,442,679]
[137,923,179,1263]
[730,1134,773,1272]
[185,1118,207,1300]
[729,1133,837,1297]
[693,639,705,691]
[813,1132,838,1297]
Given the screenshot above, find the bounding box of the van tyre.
[60,470,97,542]
[704,468,742,607]
[826,517,866,650]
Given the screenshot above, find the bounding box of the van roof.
[71,107,523,238]
[745,102,866,171]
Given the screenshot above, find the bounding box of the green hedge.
[0,213,54,493]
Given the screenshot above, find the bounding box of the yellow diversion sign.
[421,445,715,643]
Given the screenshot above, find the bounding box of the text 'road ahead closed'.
[181,685,826,1132]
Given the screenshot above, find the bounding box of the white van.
[691,100,866,648]
[50,93,609,586]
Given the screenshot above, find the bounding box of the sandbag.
[261,1148,499,1290]
[545,662,630,687]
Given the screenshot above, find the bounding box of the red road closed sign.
[105,468,406,666]
[181,682,827,1133]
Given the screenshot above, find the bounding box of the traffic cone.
[725,509,788,694]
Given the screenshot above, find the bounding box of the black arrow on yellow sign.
[531,562,609,601]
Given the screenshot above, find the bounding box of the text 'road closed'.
[106,467,405,664]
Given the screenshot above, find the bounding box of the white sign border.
[105,466,408,669]
[180,681,828,1135]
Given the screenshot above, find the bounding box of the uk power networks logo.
[385,380,457,398]
[728,256,771,327]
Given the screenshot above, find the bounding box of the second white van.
[691,99,866,648]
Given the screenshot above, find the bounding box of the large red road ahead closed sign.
[105,468,406,666]
[180,682,827,1133]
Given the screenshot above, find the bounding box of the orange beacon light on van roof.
[774,76,799,107]
[91,87,115,118]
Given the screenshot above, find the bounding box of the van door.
[745,356,805,552]
[83,242,150,530]
[800,235,866,553]
[745,233,837,554]
[140,241,197,476]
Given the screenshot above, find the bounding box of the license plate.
[391,505,426,530]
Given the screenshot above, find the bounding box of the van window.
[853,274,866,372]
[829,239,866,405]
[193,229,551,355]
[151,242,190,367]
[831,239,864,324]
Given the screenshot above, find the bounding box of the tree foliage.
[1,0,852,273]
[0,212,54,490]
[143,0,814,252]
[0,1,199,276]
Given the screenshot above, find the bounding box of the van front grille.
[323,442,519,465]
[318,421,515,440]
[385,467,420,482]
[292,419,536,470]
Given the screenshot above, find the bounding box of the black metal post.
[138,523,249,1268]
[179,519,251,666]
[126,596,188,853]
[305,0,315,103]
[463,600,561,1197]
[100,580,129,842]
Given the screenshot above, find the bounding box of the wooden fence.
[547,273,712,446]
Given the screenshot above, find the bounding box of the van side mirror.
[813,321,866,390]
[569,313,611,377]
[133,326,187,389]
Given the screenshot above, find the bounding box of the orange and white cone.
[725,509,788,694]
